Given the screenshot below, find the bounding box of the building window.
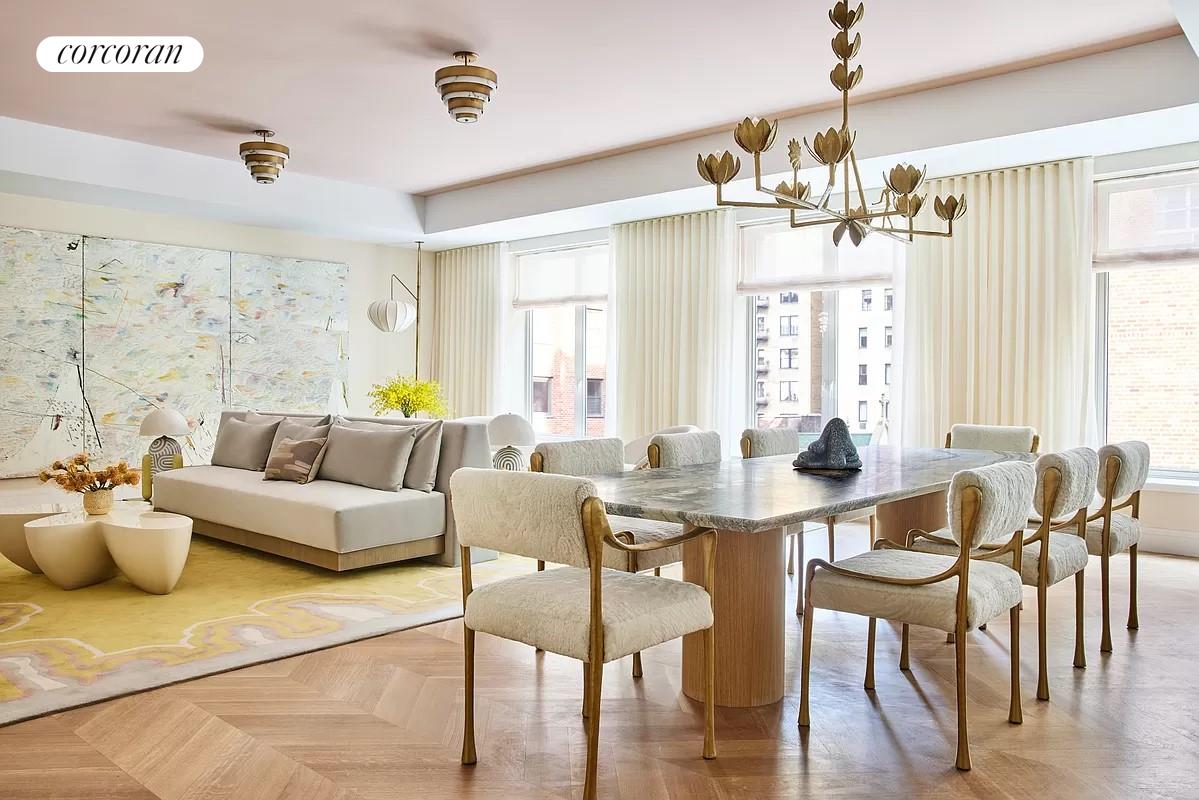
[780,381,799,402]
[780,291,799,303]
[779,348,799,369]
[861,289,872,311]
[858,327,868,348]
[532,377,551,414]
[858,364,868,385]
[586,378,604,417]
[756,380,767,400]
[884,363,892,385]
[885,325,893,348]
[780,315,800,336]
[858,400,868,430]
[884,288,894,311]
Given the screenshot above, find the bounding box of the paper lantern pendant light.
[367,298,416,333]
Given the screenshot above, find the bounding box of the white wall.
[0,191,419,415]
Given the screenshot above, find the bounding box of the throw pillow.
[244,411,332,427]
[268,419,333,460]
[264,436,329,484]
[211,417,281,471]
[334,417,444,492]
[318,424,417,491]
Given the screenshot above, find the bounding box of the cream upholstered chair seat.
[946,423,1039,452]
[604,516,683,571]
[909,529,1089,587]
[465,567,713,662]
[809,549,1022,633]
[1084,512,1141,556]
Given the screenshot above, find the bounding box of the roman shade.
[738,219,900,293]
[1094,169,1199,270]
[512,243,608,309]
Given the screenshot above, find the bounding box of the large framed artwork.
[0,226,348,478]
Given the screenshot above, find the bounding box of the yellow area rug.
[0,537,532,725]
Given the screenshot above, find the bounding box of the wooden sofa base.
[190,518,446,572]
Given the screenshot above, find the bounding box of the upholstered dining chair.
[740,428,876,615]
[909,448,1097,700]
[625,424,700,469]
[1087,441,1150,654]
[530,437,685,677]
[451,468,717,800]
[647,429,721,468]
[946,423,1040,453]
[800,461,1033,771]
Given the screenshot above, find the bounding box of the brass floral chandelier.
[695,1,966,246]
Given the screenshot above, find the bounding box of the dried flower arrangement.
[38,452,141,494]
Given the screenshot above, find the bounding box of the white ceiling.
[0,0,1181,195]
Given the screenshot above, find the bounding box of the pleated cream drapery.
[429,243,503,418]
[896,158,1096,453]
[610,210,740,449]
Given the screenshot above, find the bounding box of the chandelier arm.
[850,151,869,213]
[753,152,763,191]
[716,183,801,209]
[758,186,841,216]
[861,223,920,245]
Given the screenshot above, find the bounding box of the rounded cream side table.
[24,509,120,590]
[103,511,193,595]
[0,503,67,574]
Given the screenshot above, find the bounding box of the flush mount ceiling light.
[434,51,497,124]
[238,129,289,184]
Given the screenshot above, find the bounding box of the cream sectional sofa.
[153,412,494,570]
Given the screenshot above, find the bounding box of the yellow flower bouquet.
[367,374,448,418]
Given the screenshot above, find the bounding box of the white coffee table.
[0,503,68,574]
[24,502,193,593]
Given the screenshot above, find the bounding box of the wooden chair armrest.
[872,538,910,551]
[602,526,715,553]
[805,555,962,588]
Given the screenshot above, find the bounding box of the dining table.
[587,445,1035,708]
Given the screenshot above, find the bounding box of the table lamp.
[487,413,535,470]
[139,407,189,500]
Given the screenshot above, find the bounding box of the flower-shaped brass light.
[733,117,778,155]
[774,179,812,205]
[787,139,803,171]
[696,151,741,185]
[805,127,855,166]
[829,1,864,30]
[934,194,968,221]
[895,193,925,219]
[830,62,863,92]
[884,164,926,196]
[831,31,862,60]
[833,217,868,246]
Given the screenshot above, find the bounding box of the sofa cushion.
[319,424,416,491]
[153,465,445,553]
[211,417,281,471]
[266,419,332,459]
[336,417,443,493]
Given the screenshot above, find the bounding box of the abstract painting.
[0,225,349,478]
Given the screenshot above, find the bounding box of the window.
[884,363,892,385]
[858,327,868,348]
[885,325,893,348]
[739,221,903,433]
[586,378,604,418]
[520,244,609,439]
[861,289,872,311]
[857,400,868,430]
[858,364,868,385]
[884,288,894,311]
[1096,170,1199,474]
[532,377,551,414]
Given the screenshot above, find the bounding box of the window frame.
[524,303,608,439]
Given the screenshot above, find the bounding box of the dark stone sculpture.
[793,418,862,471]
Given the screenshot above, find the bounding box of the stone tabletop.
[587,445,1035,532]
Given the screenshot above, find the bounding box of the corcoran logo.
[37,36,203,72]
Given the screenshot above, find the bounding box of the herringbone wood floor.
[4,528,1198,800]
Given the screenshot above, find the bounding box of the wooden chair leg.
[826,518,836,561]
[535,561,546,653]
[954,621,970,771]
[864,617,876,691]
[703,625,716,759]
[1009,606,1023,725]
[899,623,910,671]
[1037,580,1049,701]
[632,652,643,678]
[787,533,795,575]
[1127,544,1139,630]
[583,658,603,800]
[582,662,591,718]
[653,567,661,577]
[868,514,876,542]
[1100,551,1113,653]
[461,626,477,765]
[1073,570,1087,669]
[799,598,814,727]
[794,533,806,617]
[978,623,987,631]
[946,632,955,644]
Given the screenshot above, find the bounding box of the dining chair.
[625,424,700,469]
[909,448,1097,700]
[530,437,685,677]
[1087,441,1149,654]
[740,428,876,615]
[946,423,1040,453]
[647,429,721,468]
[800,460,1033,771]
[451,468,718,800]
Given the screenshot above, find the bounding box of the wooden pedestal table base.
[682,525,785,708]
[874,490,948,546]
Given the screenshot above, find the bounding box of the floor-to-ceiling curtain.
[430,243,503,417]
[897,158,1095,452]
[610,210,741,450]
